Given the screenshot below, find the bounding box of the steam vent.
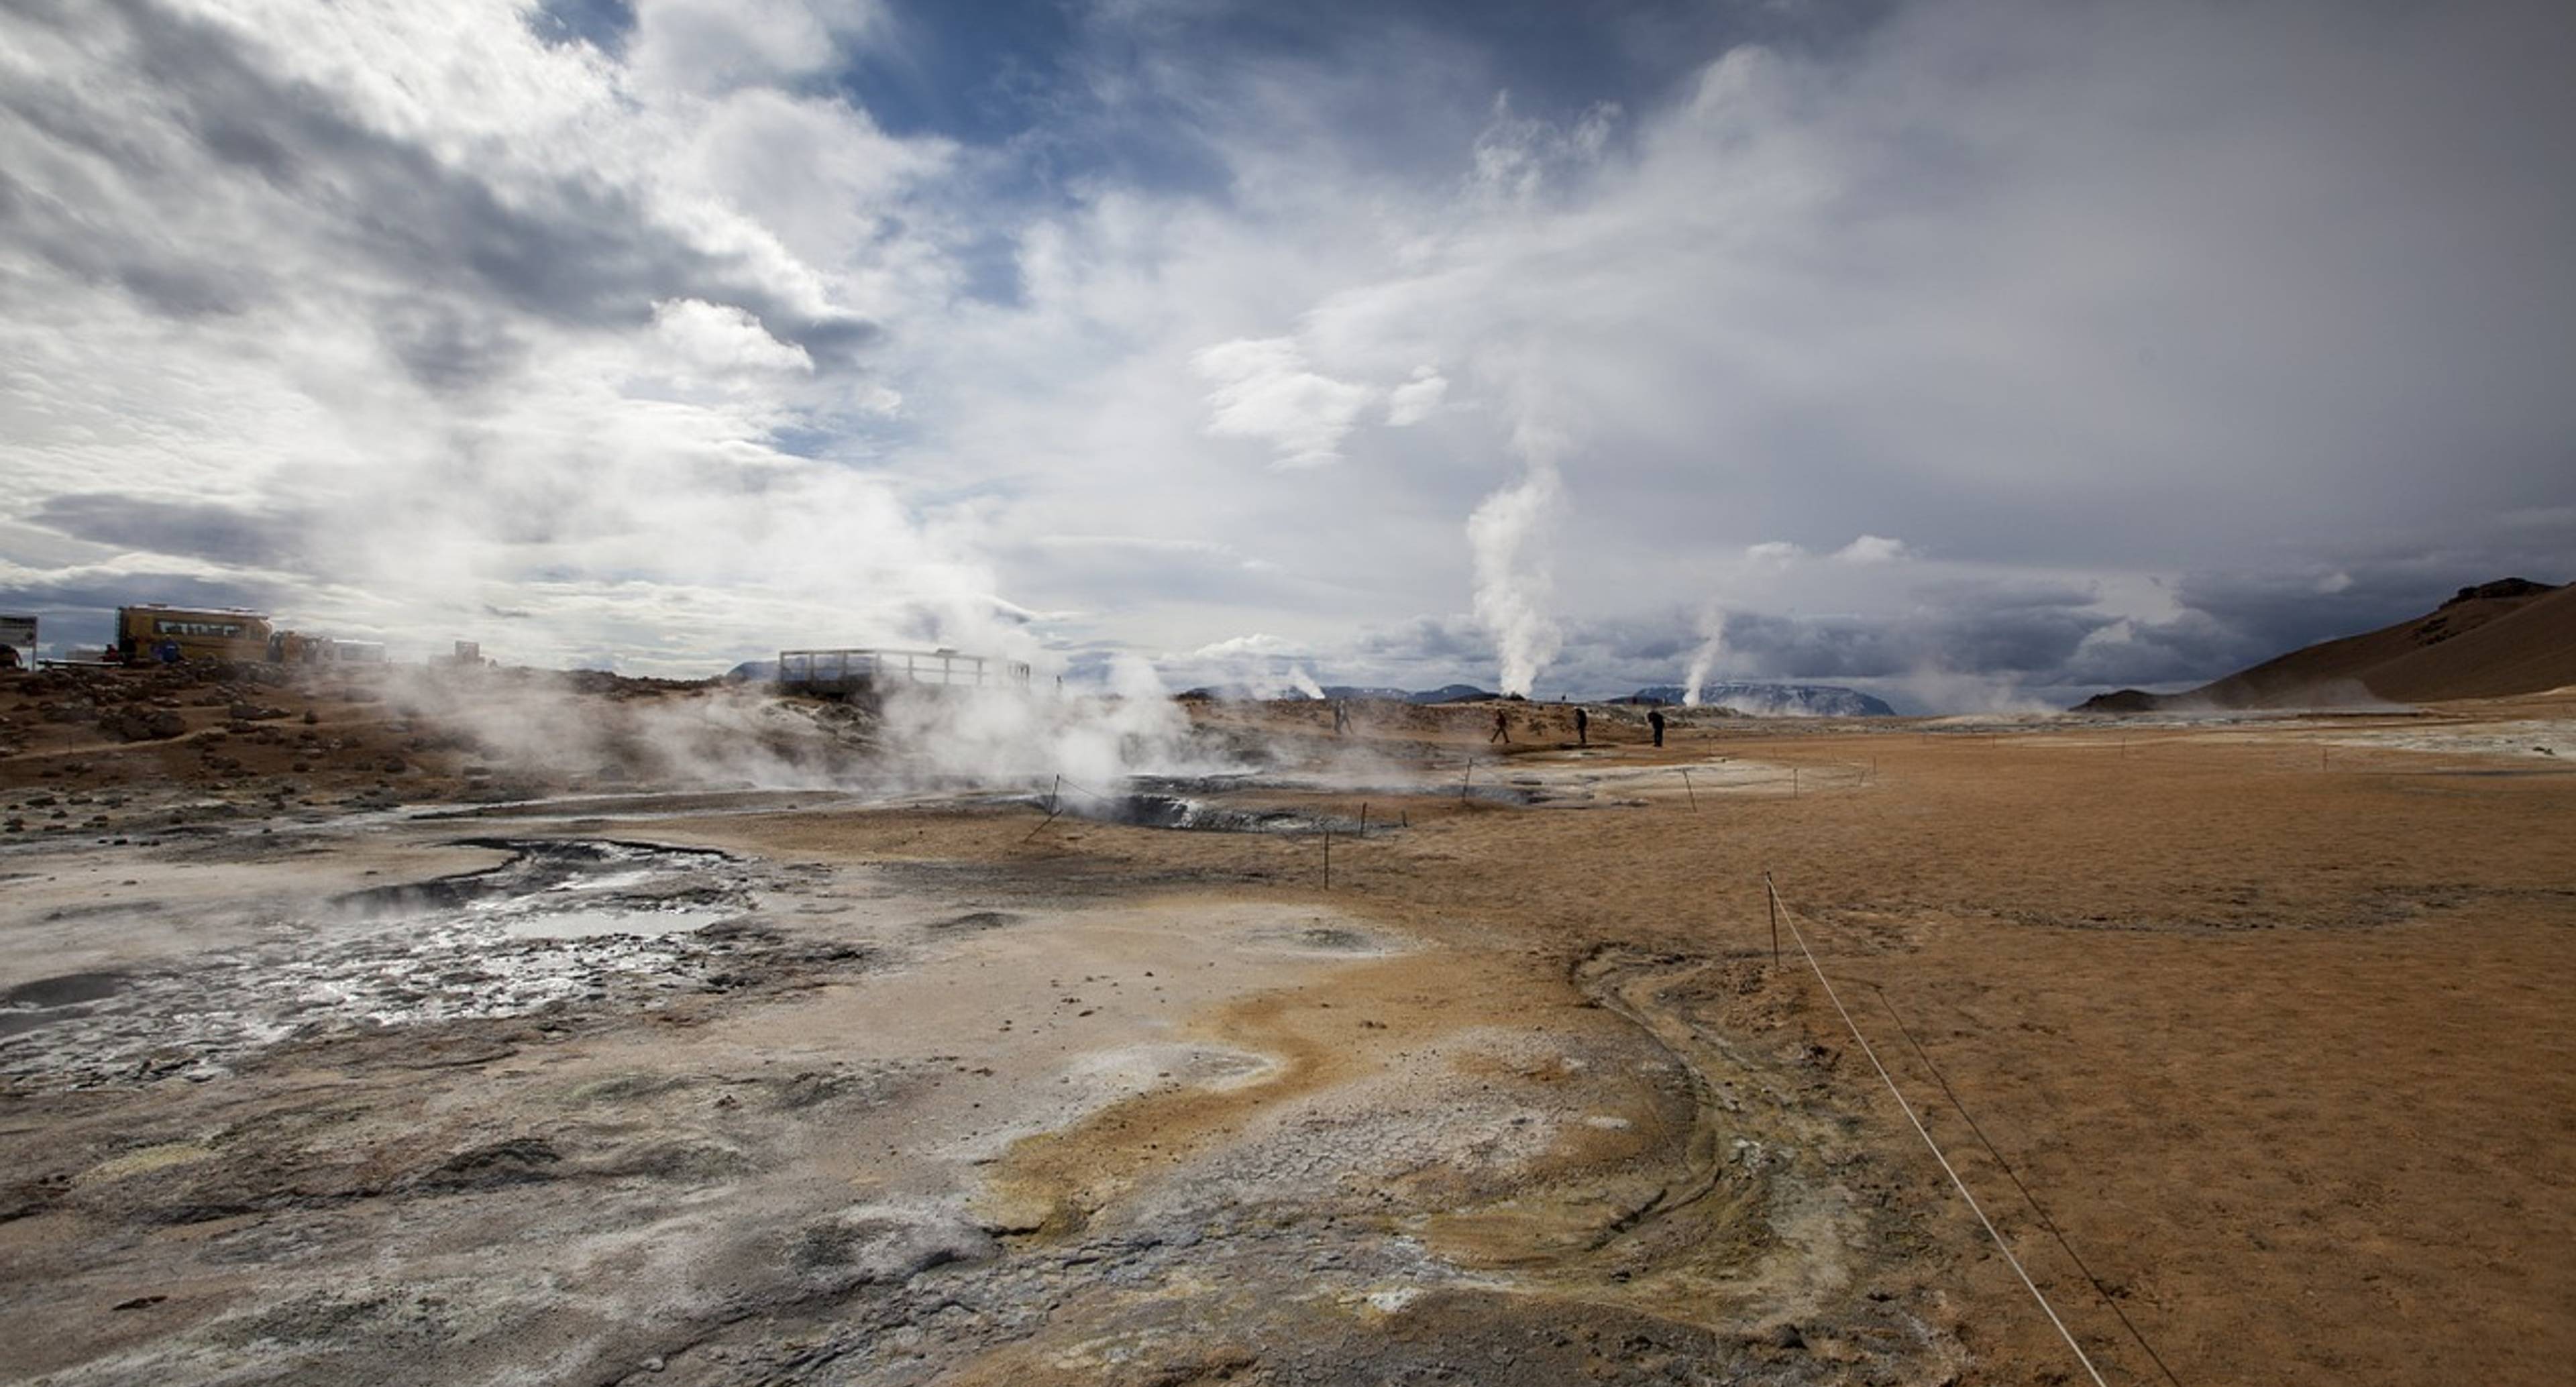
[4,3,2571,1385]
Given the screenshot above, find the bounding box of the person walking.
[1489,708,1511,744]
[1574,706,1589,746]
[1648,708,1666,747]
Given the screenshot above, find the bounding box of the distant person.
[0,644,19,671]
[156,637,181,664]
[1332,700,1350,734]
[1489,708,1511,744]
[1574,706,1589,746]
[1648,708,1666,747]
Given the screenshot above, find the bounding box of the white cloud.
[1385,367,1449,426]
[2,0,2568,706]
[1190,632,1298,660]
[651,299,814,377]
[1833,535,1910,564]
[629,0,886,97]
[1189,336,1376,467]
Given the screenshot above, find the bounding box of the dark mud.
[0,838,844,1091]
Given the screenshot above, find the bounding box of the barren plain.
[3,666,2572,1386]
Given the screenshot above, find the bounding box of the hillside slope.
[2080,578,2573,711]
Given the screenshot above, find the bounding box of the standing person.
[1648,708,1666,747]
[1489,707,1511,744]
[1574,706,1589,746]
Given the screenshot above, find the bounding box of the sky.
[1,0,2570,710]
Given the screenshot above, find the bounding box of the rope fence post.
[1321,829,1331,891]
[1681,767,1697,811]
[1764,870,1780,967]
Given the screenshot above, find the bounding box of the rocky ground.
[3,667,2571,1384]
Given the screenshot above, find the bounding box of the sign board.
[0,616,34,649]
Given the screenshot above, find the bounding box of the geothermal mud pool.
[1,840,772,1089]
[0,766,1961,1387]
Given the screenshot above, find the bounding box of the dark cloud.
[2167,564,2502,665]
[0,569,289,655]
[29,494,321,573]
[1352,615,1489,663]
[375,300,532,396]
[2,0,878,384]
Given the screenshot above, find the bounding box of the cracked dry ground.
[6,706,2575,1386]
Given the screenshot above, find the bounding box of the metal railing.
[775,647,1032,692]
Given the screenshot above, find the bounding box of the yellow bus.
[115,604,273,663]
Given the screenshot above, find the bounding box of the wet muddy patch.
[1051,791,1365,834]
[0,839,861,1091]
[1240,922,1411,956]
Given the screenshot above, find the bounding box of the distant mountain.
[1178,684,1318,701]
[1408,684,1500,704]
[1626,682,1896,717]
[2076,577,2573,712]
[1320,685,1415,702]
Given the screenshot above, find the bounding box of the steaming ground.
[3,666,2573,1385]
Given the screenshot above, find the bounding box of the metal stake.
[1764,871,1780,967]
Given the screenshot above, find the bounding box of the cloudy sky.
[2,0,2569,709]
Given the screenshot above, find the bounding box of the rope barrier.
[1766,877,2112,1387]
[1868,985,2186,1387]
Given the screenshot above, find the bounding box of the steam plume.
[1681,604,1725,707]
[1467,423,1566,698]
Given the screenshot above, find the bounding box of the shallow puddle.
[500,905,733,940]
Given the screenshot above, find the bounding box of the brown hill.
[2078,577,2574,712]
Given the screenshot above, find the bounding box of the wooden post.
[1322,830,1331,890]
[1681,768,1697,811]
[1764,871,1780,967]
[1792,767,1799,799]
[1461,759,1472,802]
[1048,774,1060,816]
[1359,801,1368,836]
